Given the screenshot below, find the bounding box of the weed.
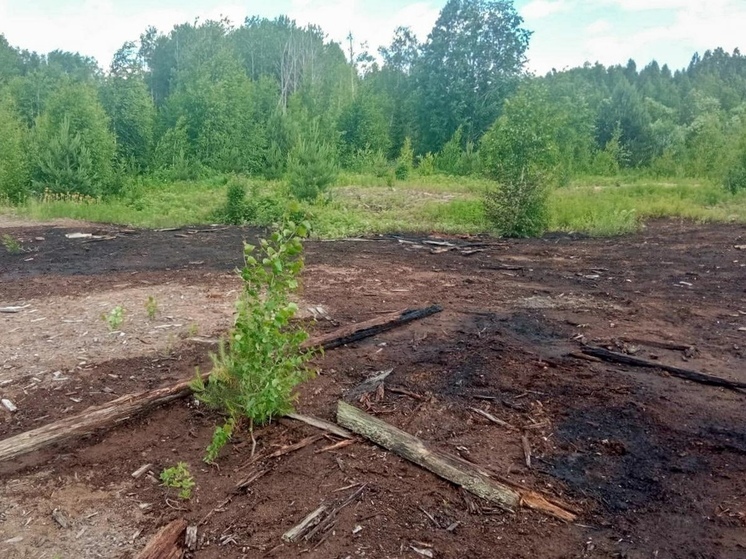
[102,305,125,330]
[1,234,22,254]
[187,323,199,337]
[192,221,314,463]
[145,296,158,319]
[160,462,195,500]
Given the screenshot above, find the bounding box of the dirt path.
[1,220,745,558]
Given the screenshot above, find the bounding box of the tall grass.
[3,173,745,237]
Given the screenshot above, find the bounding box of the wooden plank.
[336,401,576,521]
[135,519,187,559]
[581,346,746,392]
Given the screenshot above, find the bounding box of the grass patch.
[3,174,746,238]
[550,179,746,235]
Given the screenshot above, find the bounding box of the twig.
[468,407,515,430]
[315,439,357,454]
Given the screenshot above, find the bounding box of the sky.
[1,0,745,75]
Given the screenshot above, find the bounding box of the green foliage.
[2,234,22,254]
[287,126,338,201]
[0,98,30,203]
[214,177,287,226]
[32,117,98,197]
[160,462,195,500]
[102,305,125,330]
[191,221,314,463]
[31,83,117,196]
[145,296,158,319]
[480,84,562,236]
[395,137,414,180]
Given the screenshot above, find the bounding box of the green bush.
[33,117,98,197]
[484,175,549,237]
[160,462,195,500]
[395,137,414,180]
[192,221,314,463]
[287,132,338,202]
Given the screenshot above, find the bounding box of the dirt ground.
[1,218,745,559]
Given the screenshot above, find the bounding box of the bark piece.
[135,519,187,559]
[336,401,575,521]
[582,346,746,392]
[282,506,328,543]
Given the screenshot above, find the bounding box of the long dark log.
[336,401,576,522]
[135,519,187,559]
[306,305,443,350]
[0,306,440,463]
[582,346,746,392]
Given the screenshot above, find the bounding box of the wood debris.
[135,519,187,559]
[468,407,515,430]
[282,485,366,544]
[336,401,576,521]
[581,346,746,392]
[1,399,17,413]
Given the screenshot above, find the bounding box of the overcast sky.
[1,0,745,74]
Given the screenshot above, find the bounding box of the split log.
[135,519,187,559]
[306,305,442,350]
[0,306,438,463]
[0,372,210,463]
[336,401,576,522]
[581,346,746,392]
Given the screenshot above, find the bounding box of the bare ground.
[1,219,745,558]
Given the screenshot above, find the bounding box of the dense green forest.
[1,0,746,235]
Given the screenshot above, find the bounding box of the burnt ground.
[1,219,745,558]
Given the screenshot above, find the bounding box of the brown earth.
[1,219,745,559]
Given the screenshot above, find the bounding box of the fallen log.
[135,519,187,559]
[0,306,437,463]
[336,401,576,522]
[0,372,210,463]
[306,305,442,350]
[581,346,746,392]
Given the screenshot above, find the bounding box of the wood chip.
[521,435,532,468]
[131,464,153,479]
[52,509,69,529]
[1,399,17,413]
[185,526,198,551]
[411,546,434,558]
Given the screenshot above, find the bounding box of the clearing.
[1,218,745,558]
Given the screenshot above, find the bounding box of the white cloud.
[288,0,439,55]
[586,19,611,35]
[0,0,440,69]
[521,0,570,20]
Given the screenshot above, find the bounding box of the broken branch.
[581,346,746,393]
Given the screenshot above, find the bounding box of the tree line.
[1,0,746,208]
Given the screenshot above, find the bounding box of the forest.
[1,0,746,236]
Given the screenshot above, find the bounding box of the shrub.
[480,84,561,236]
[287,128,338,202]
[484,174,549,237]
[192,221,314,463]
[395,137,414,180]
